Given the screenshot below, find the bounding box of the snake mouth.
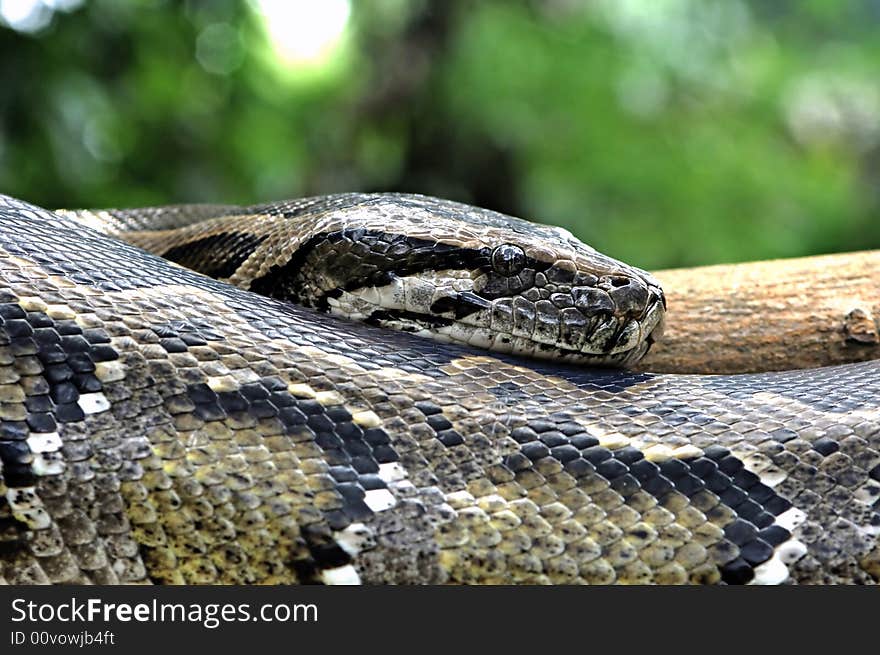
[348,283,665,367]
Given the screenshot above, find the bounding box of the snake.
[0,192,878,585]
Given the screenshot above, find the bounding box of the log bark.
[633,250,880,374]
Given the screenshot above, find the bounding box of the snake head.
[248,194,665,367]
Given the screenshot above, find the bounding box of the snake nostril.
[598,275,631,290]
[607,279,649,316]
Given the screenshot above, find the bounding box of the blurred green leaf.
[0,0,878,268]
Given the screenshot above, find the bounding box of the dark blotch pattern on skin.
[248,229,500,306]
[163,232,267,280]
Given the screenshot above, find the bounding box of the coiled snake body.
[0,193,878,585]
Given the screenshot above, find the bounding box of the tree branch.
[633,250,880,374]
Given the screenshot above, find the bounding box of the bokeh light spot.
[0,0,50,32]
[250,0,351,66]
[0,0,82,33]
[196,22,245,75]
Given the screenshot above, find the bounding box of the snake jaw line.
[321,266,665,365]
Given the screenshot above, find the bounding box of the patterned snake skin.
[1,193,879,585]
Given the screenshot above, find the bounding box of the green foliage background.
[1,0,879,269]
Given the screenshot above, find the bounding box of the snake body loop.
[0,193,878,585]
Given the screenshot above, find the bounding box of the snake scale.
[0,192,879,585]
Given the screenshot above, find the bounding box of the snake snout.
[556,268,665,362]
[599,275,650,315]
[570,273,662,320]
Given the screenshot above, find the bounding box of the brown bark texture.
[633,250,880,374]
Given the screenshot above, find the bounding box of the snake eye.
[491,244,526,276]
